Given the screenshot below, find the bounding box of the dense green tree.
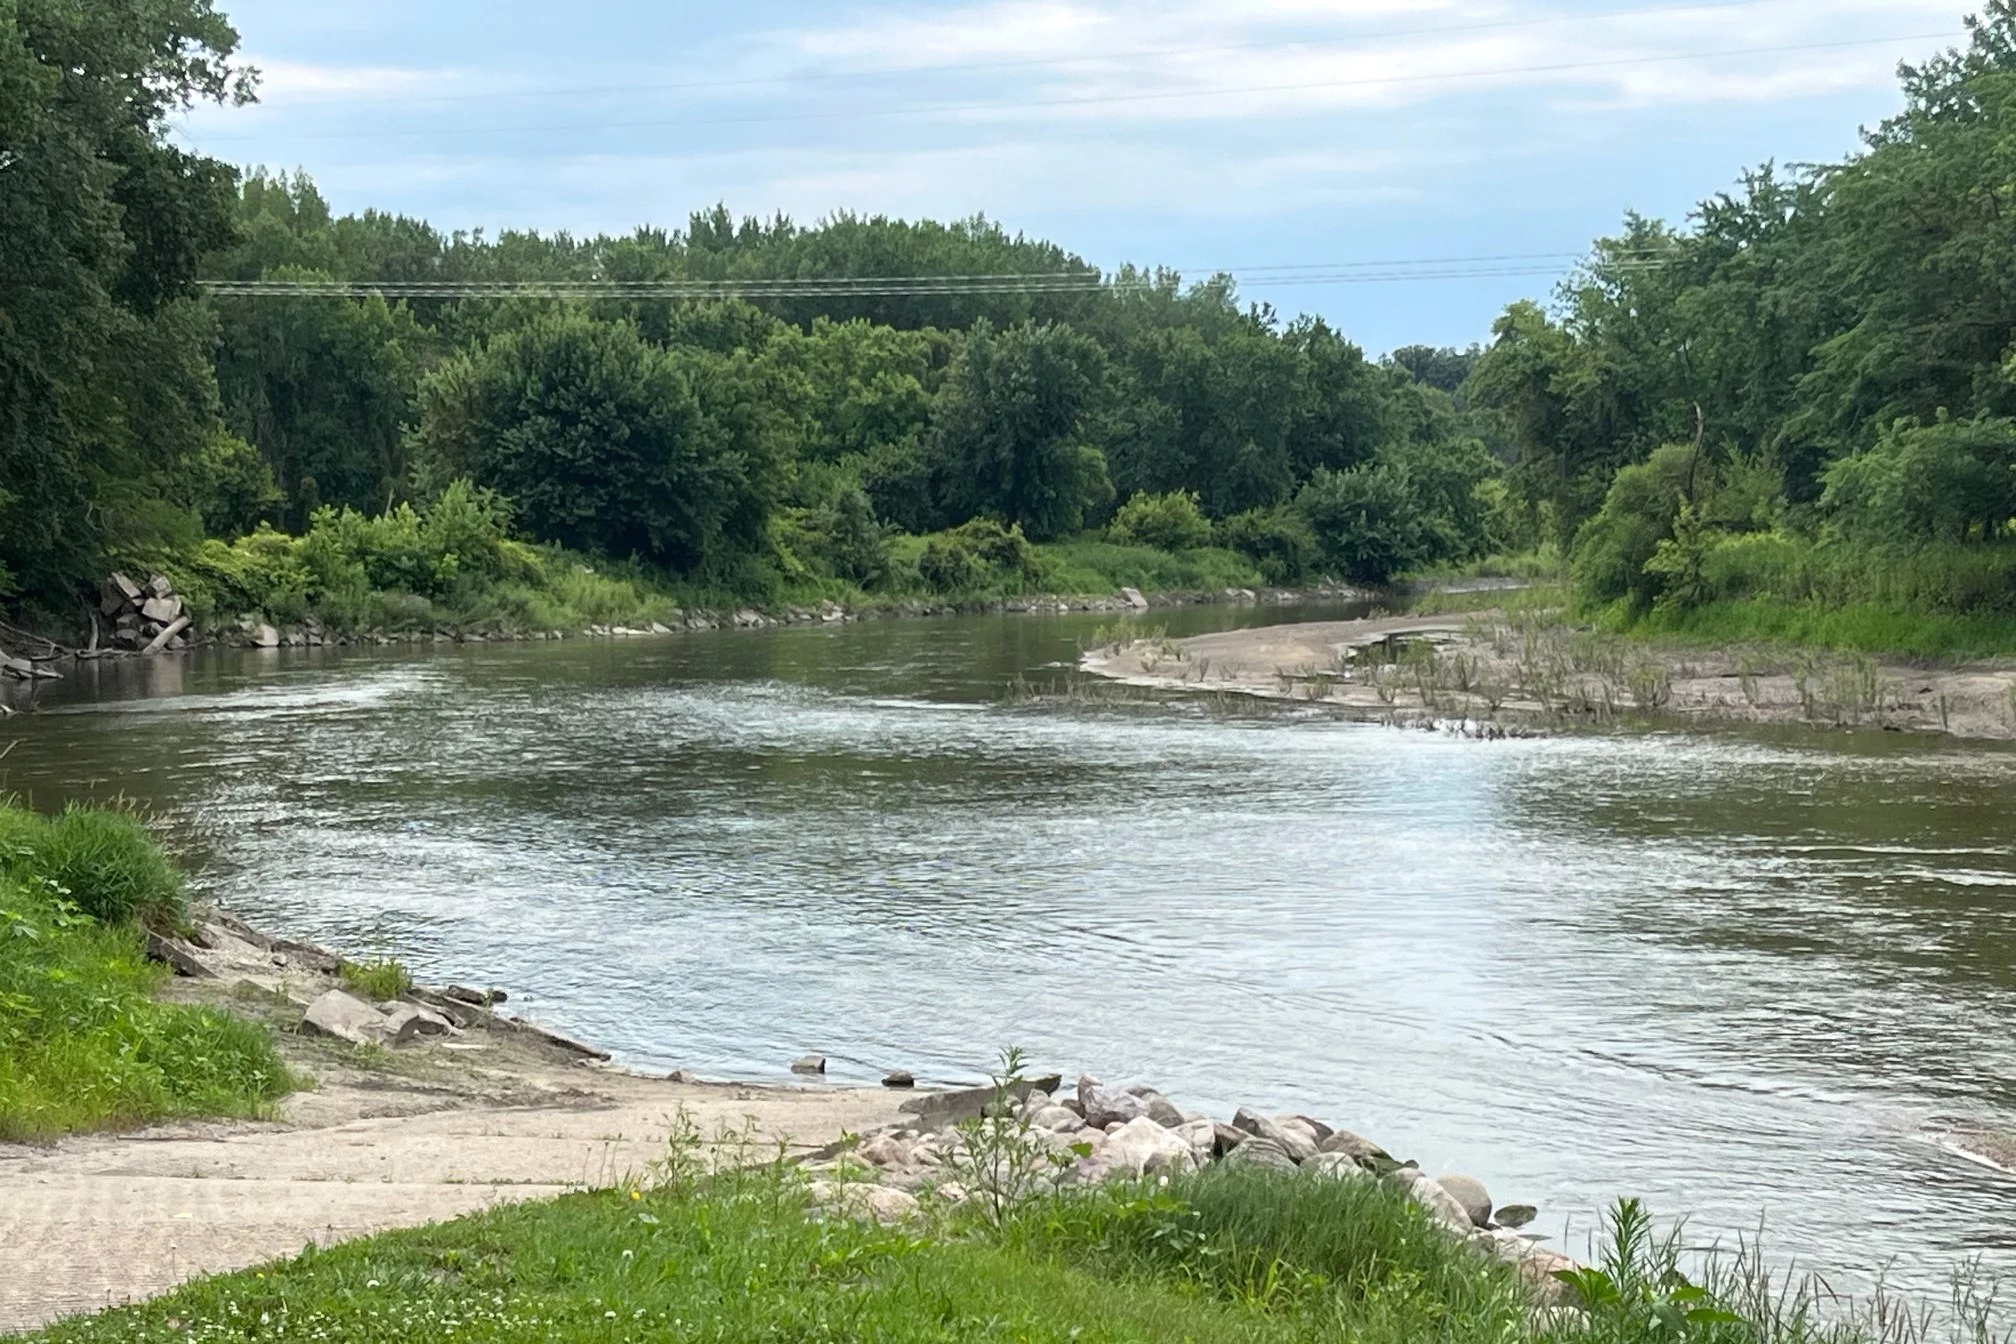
[414,310,793,572]
[930,321,1115,541]
[0,0,250,604]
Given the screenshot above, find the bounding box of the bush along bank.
[0,804,293,1141]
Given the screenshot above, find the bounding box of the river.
[4,602,2015,1305]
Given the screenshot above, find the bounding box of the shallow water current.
[5,603,2016,1303]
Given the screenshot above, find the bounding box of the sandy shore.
[0,920,910,1334]
[1081,610,2016,740]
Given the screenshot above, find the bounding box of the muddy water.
[4,604,2015,1302]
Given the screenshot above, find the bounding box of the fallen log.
[140,615,191,655]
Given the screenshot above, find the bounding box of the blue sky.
[173,0,1969,353]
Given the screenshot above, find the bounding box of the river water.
[4,602,2015,1304]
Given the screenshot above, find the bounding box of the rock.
[1172,1117,1218,1166]
[1517,1248,1582,1307]
[503,1016,612,1061]
[1211,1122,1248,1156]
[140,596,182,624]
[882,1069,916,1089]
[1305,1152,1372,1182]
[897,1074,1062,1129]
[1129,1088,1186,1128]
[1436,1173,1493,1228]
[301,989,393,1046]
[1029,1105,1086,1133]
[379,1003,454,1045]
[791,1054,827,1074]
[1281,1114,1335,1143]
[1224,1135,1298,1172]
[144,932,216,979]
[1102,1116,1197,1177]
[145,574,174,599]
[442,984,506,1006]
[666,1069,699,1084]
[1316,1130,1391,1165]
[812,1182,920,1225]
[857,1134,908,1167]
[1392,1169,1475,1234]
[649,622,672,635]
[733,609,767,628]
[1232,1107,1315,1163]
[1119,586,1149,611]
[1494,1203,1537,1230]
[933,1181,969,1205]
[108,572,143,603]
[250,623,280,648]
[1274,1116,1322,1151]
[1077,1075,1149,1129]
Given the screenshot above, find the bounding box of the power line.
[182,31,1961,146]
[232,0,1819,112]
[196,256,1669,300]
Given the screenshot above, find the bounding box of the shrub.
[1110,490,1212,552]
[0,805,291,1140]
[913,518,1042,595]
[1294,465,1422,583]
[0,805,185,926]
[341,958,413,1002]
[1217,506,1315,584]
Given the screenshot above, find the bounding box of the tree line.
[1466,3,2016,625]
[1,0,1508,624]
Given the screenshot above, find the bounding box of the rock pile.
[805,1072,1580,1306]
[99,572,193,654]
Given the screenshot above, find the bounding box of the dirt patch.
[0,916,911,1334]
[1081,611,2016,740]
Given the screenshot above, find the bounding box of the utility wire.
[197,258,1669,300]
[183,31,1961,145]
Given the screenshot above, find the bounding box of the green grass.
[340,957,413,1001]
[1603,598,2016,661]
[0,804,186,925]
[1032,540,1265,595]
[15,1158,1957,1344]
[0,804,292,1141]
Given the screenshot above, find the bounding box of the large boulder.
[1127,1086,1187,1128]
[1172,1118,1219,1167]
[1102,1117,1197,1177]
[301,989,393,1046]
[810,1182,920,1225]
[856,1134,908,1167]
[379,1002,454,1044]
[1280,1113,1335,1143]
[1317,1129,1391,1165]
[1029,1105,1086,1133]
[1233,1107,1316,1163]
[1224,1135,1298,1172]
[1436,1173,1493,1228]
[1078,1075,1148,1129]
[1390,1168,1475,1234]
[1305,1152,1372,1183]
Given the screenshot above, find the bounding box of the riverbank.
[1082,609,2016,741]
[0,567,1365,694]
[5,900,1591,1335]
[0,900,910,1332]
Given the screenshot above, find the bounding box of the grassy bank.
[1408,578,2016,664]
[15,1155,1903,1344]
[0,804,292,1141]
[1595,599,2016,662]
